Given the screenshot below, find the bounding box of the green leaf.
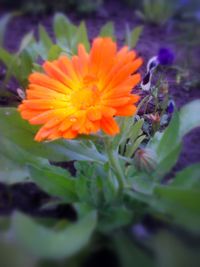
[99,22,115,39]
[18,31,35,54]
[53,13,77,50]
[154,185,200,213]
[48,45,62,61]
[0,47,13,68]
[39,25,53,50]
[18,51,33,86]
[156,112,180,162]
[38,25,53,60]
[76,21,90,52]
[125,25,143,49]
[13,211,97,259]
[114,232,154,267]
[149,112,181,178]
[171,163,200,189]
[0,154,29,184]
[0,107,58,161]
[0,135,48,184]
[155,144,182,176]
[179,100,200,138]
[152,185,200,231]
[0,108,106,163]
[131,173,155,195]
[153,230,200,267]
[98,206,133,232]
[149,101,200,179]
[28,164,77,202]
[125,135,146,158]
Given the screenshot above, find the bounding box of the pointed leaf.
[28,164,77,202]
[179,100,200,138]
[13,211,97,259]
[99,22,115,39]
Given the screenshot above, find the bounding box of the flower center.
[71,85,101,110]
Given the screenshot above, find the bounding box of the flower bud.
[146,112,160,123]
[134,148,157,173]
[157,47,174,66]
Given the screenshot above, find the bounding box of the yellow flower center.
[71,75,101,110]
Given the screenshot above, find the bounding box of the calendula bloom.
[18,37,142,141]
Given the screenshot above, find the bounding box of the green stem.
[105,138,126,195]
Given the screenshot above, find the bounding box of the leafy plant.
[137,0,175,25]
[0,11,199,267]
[0,13,142,90]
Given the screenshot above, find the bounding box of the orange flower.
[18,37,142,141]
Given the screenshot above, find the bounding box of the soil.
[0,0,200,218]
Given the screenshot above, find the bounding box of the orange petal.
[115,105,137,116]
[29,73,70,94]
[101,117,120,135]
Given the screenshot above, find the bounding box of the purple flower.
[167,100,175,114]
[158,47,175,66]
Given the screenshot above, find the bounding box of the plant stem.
[105,138,126,195]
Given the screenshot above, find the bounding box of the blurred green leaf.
[18,31,35,54]
[155,144,182,177]
[114,232,154,267]
[125,135,146,158]
[0,134,48,184]
[171,163,200,189]
[76,21,90,52]
[28,164,77,202]
[125,25,143,49]
[156,112,180,163]
[38,25,53,60]
[0,108,106,163]
[152,185,200,231]
[13,211,97,259]
[0,153,29,184]
[154,185,200,213]
[148,112,181,178]
[48,45,62,61]
[142,0,174,25]
[53,13,76,50]
[179,100,200,138]
[99,22,115,39]
[39,25,53,49]
[153,230,200,267]
[98,206,133,232]
[0,47,13,67]
[18,50,33,86]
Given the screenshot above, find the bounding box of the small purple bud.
[158,47,175,66]
[167,100,175,114]
[132,224,150,239]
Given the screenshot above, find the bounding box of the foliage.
[0,13,142,90]
[138,0,175,25]
[135,0,200,25]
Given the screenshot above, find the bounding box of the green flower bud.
[134,148,157,173]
